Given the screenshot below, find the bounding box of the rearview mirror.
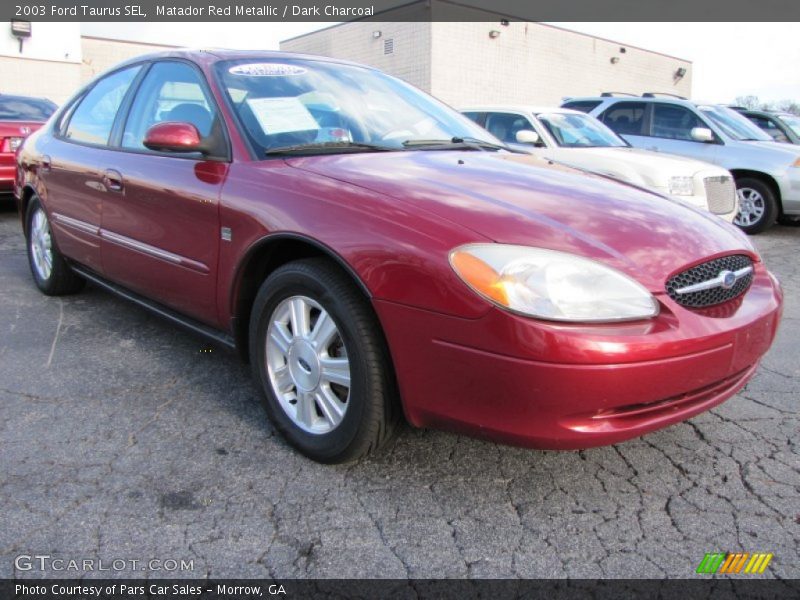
[516,130,541,145]
[690,127,715,143]
[143,122,206,153]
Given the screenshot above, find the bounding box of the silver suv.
[562,94,800,233]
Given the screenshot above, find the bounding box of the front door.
[100,60,228,326]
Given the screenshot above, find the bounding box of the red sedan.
[1,94,55,197]
[16,50,782,463]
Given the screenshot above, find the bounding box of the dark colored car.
[16,50,783,463]
[732,108,800,145]
[0,94,56,196]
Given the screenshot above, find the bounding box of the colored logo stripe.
[697,552,773,574]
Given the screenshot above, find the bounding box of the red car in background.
[0,94,56,197]
[15,50,783,463]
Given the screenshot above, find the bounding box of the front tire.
[733,178,777,235]
[249,258,399,463]
[25,198,85,295]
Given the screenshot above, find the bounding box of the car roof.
[739,108,794,118]
[109,48,376,71]
[459,105,583,116]
[0,93,55,105]
[564,95,716,109]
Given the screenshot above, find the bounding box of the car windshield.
[537,112,627,148]
[697,105,772,141]
[0,96,56,121]
[779,115,800,137]
[215,59,500,155]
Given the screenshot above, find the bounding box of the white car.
[461,106,739,222]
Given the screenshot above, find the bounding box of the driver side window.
[484,112,533,144]
[122,61,216,151]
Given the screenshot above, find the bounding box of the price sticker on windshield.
[246,97,319,135]
[229,63,307,77]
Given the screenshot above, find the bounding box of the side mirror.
[143,122,205,153]
[690,127,715,143]
[515,129,541,145]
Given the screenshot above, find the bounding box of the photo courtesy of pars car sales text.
[15,584,285,596]
[1,0,799,599]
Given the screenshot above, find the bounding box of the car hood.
[287,151,753,291]
[543,146,725,188]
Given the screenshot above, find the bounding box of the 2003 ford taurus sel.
[15,50,783,463]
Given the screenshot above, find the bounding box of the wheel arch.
[729,170,782,212]
[230,233,372,361]
[19,185,38,236]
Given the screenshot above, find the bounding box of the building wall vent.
[384,38,394,55]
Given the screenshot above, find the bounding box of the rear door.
[597,101,651,149]
[44,65,142,273]
[100,60,228,326]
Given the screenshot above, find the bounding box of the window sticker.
[246,96,319,135]
[229,63,307,77]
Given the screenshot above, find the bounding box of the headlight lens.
[450,244,659,322]
[668,175,694,196]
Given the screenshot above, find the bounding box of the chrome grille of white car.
[703,176,736,215]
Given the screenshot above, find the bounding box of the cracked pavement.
[0,204,797,579]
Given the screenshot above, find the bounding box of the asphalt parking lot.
[0,202,798,580]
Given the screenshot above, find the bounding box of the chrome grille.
[703,175,736,215]
[666,255,753,308]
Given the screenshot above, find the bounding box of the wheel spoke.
[309,310,338,348]
[315,388,345,427]
[269,322,292,355]
[289,297,311,337]
[273,365,294,393]
[320,356,351,388]
[297,391,316,428]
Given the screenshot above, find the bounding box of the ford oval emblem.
[720,270,737,289]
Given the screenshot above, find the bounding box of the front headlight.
[450,244,659,322]
[668,175,694,196]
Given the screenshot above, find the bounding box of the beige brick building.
[281,22,692,107]
[1,24,176,105]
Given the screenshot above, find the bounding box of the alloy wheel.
[30,208,53,281]
[265,295,351,434]
[734,187,765,227]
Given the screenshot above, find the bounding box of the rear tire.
[249,258,399,463]
[25,198,85,296]
[733,178,777,235]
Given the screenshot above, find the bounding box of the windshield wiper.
[265,141,395,156]
[402,137,516,152]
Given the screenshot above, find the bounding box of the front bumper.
[778,168,800,214]
[374,266,782,449]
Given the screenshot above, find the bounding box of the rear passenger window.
[64,66,141,145]
[651,104,705,140]
[561,100,601,114]
[600,102,647,136]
